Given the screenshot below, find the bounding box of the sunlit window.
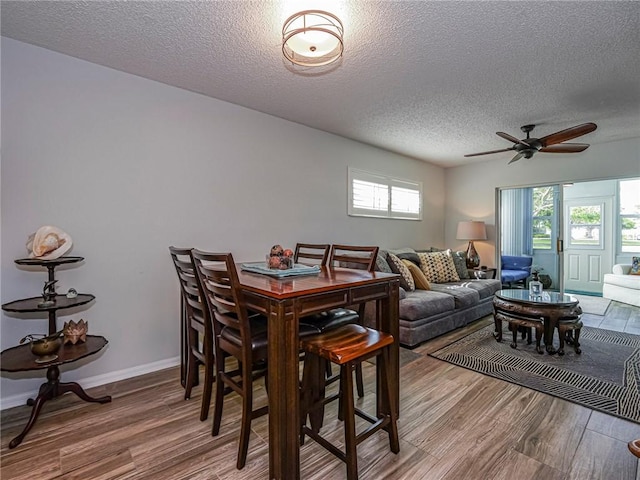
[532,186,555,250]
[620,178,640,253]
[348,168,422,220]
[569,204,602,247]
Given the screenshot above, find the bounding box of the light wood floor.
[2,302,640,479]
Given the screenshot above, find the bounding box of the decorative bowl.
[29,335,62,363]
[266,244,295,270]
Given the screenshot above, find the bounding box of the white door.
[563,196,614,295]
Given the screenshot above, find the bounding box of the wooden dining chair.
[191,249,318,469]
[297,244,379,399]
[294,242,330,266]
[169,246,214,422]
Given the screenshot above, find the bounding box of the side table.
[471,267,497,279]
[0,335,111,448]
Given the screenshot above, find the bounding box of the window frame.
[348,168,422,220]
[618,178,640,254]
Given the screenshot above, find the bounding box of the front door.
[563,195,614,295]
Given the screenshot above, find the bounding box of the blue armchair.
[501,255,532,288]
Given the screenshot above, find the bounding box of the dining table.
[237,264,400,479]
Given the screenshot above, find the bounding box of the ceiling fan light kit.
[282,10,344,67]
[465,122,597,164]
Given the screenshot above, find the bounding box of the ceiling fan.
[465,122,597,164]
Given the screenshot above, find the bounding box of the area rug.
[571,293,611,316]
[430,324,640,423]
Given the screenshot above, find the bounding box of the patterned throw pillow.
[386,253,415,291]
[417,251,460,283]
[401,259,431,290]
[631,256,640,275]
[447,249,470,279]
[375,249,393,273]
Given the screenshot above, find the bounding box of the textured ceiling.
[2,0,639,167]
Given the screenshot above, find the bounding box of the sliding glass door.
[498,184,563,292]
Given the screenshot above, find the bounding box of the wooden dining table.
[237,265,400,479]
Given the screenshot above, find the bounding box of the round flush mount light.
[282,10,344,67]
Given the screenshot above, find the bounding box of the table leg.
[9,365,111,449]
[377,282,400,418]
[268,299,300,480]
[493,311,503,342]
[544,316,557,355]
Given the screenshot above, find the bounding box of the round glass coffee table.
[493,289,582,355]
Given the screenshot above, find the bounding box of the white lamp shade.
[456,221,487,241]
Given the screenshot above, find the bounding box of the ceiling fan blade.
[539,123,597,147]
[508,152,525,164]
[540,143,590,153]
[496,132,524,144]
[464,148,513,158]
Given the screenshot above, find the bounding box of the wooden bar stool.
[300,324,400,480]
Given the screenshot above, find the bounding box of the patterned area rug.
[430,324,640,423]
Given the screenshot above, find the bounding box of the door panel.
[563,196,613,294]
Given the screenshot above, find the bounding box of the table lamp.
[456,220,487,268]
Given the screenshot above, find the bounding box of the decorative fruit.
[268,256,281,268]
[283,249,294,258]
[270,244,284,257]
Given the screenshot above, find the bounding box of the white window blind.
[348,168,422,220]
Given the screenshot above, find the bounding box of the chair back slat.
[294,243,330,266]
[329,244,379,272]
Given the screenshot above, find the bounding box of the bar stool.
[300,324,400,480]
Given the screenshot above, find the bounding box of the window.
[348,168,422,220]
[620,178,640,253]
[531,186,555,250]
[568,204,602,248]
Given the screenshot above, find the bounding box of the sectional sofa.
[364,248,502,348]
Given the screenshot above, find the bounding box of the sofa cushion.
[387,253,415,291]
[402,259,431,290]
[429,283,479,308]
[418,251,460,283]
[603,272,640,289]
[449,279,502,300]
[399,290,455,320]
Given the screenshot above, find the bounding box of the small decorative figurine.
[63,319,88,344]
[38,279,58,308]
[66,288,78,299]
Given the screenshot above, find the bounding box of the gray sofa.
[364,248,501,348]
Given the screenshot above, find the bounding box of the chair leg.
[237,360,253,470]
[184,352,196,401]
[200,349,214,421]
[341,363,358,480]
[381,348,400,454]
[355,364,364,398]
[211,357,225,436]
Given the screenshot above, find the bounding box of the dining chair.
[300,323,400,480]
[191,249,318,469]
[294,242,330,266]
[298,244,379,398]
[169,246,214,422]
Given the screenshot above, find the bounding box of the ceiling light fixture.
[282,10,344,67]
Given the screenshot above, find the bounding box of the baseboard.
[565,289,603,298]
[0,356,180,411]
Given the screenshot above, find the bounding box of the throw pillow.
[401,259,431,290]
[631,256,640,275]
[417,251,461,283]
[447,249,470,279]
[375,249,393,273]
[387,253,415,291]
[397,251,421,266]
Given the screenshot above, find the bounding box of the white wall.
[0,39,445,408]
[444,138,640,267]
